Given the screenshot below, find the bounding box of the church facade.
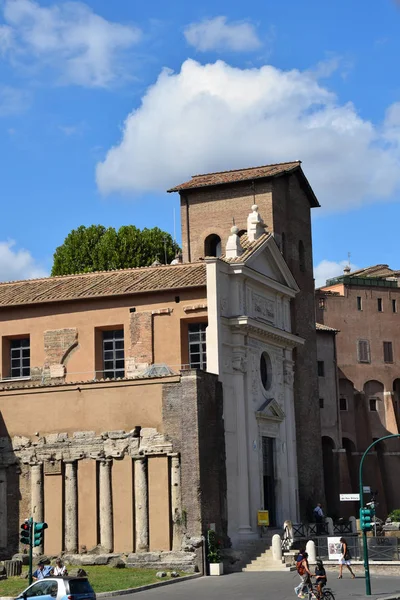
[0,161,324,560]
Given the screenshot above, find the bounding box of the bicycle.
[306,583,335,600]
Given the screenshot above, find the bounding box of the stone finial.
[247,204,265,242]
[343,265,351,275]
[225,225,243,259]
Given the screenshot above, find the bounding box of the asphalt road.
[116,572,400,600]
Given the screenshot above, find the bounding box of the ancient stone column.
[170,455,182,551]
[99,460,113,552]
[134,458,149,552]
[31,463,44,555]
[64,461,78,552]
[0,468,7,548]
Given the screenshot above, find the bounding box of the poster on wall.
[328,537,342,560]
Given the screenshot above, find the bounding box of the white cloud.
[184,16,261,52]
[96,59,400,212]
[0,0,141,87]
[314,259,359,288]
[0,240,47,282]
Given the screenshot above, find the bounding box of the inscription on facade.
[253,293,275,324]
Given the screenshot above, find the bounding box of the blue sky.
[1,0,400,285]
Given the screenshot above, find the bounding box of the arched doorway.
[204,234,222,258]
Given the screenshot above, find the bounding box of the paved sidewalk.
[115,572,400,600]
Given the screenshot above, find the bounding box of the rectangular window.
[188,323,207,370]
[318,297,326,310]
[317,361,325,377]
[319,398,324,408]
[358,339,371,363]
[339,397,348,411]
[383,341,393,363]
[393,299,397,313]
[357,296,362,311]
[369,398,377,412]
[10,338,30,378]
[377,298,383,312]
[102,329,124,379]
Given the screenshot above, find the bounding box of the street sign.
[363,486,371,493]
[257,510,269,526]
[340,493,360,501]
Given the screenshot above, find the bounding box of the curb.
[96,573,203,597]
[377,597,400,600]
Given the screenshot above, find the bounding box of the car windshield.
[68,579,94,595]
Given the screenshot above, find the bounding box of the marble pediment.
[256,397,285,422]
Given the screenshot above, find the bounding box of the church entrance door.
[262,436,276,526]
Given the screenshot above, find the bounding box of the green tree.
[51,224,181,276]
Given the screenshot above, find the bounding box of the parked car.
[16,577,96,600]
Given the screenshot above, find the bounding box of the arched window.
[299,240,305,272]
[204,234,221,258]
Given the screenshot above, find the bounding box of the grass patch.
[0,565,165,597]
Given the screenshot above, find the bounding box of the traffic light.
[33,522,48,547]
[20,520,31,545]
[360,507,373,532]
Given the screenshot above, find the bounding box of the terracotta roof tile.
[0,263,206,308]
[167,161,302,192]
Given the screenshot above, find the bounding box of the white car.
[16,577,96,600]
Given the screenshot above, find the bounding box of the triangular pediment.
[245,236,299,292]
[256,397,285,422]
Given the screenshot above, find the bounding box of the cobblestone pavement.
[118,572,400,600]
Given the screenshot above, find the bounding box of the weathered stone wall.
[162,370,227,540]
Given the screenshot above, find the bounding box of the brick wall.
[162,370,227,539]
[128,312,153,371]
[44,328,78,367]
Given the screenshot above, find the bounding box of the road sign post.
[359,434,400,596]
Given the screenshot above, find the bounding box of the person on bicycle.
[315,559,327,598]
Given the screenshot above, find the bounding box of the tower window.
[383,341,393,363]
[319,398,324,408]
[204,234,221,258]
[377,298,383,312]
[318,297,326,310]
[357,339,371,363]
[339,397,348,411]
[357,296,362,311]
[393,299,397,313]
[369,398,378,412]
[317,361,325,377]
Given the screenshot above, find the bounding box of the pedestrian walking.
[294,551,314,598]
[338,537,355,579]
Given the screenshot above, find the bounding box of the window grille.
[103,329,124,379]
[10,338,30,378]
[188,323,207,370]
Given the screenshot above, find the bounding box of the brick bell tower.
[168,161,325,519]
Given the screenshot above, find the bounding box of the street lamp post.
[359,433,400,596]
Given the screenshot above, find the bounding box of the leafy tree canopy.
[51,225,181,276]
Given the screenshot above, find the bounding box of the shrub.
[388,509,400,522]
[207,529,221,564]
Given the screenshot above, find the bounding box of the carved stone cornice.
[228,316,305,348]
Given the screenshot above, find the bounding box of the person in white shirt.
[53,558,68,576]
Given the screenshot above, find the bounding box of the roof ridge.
[0,262,200,287]
[192,160,301,179]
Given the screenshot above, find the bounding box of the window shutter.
[358,340,370,363]
[383,341,393,363]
